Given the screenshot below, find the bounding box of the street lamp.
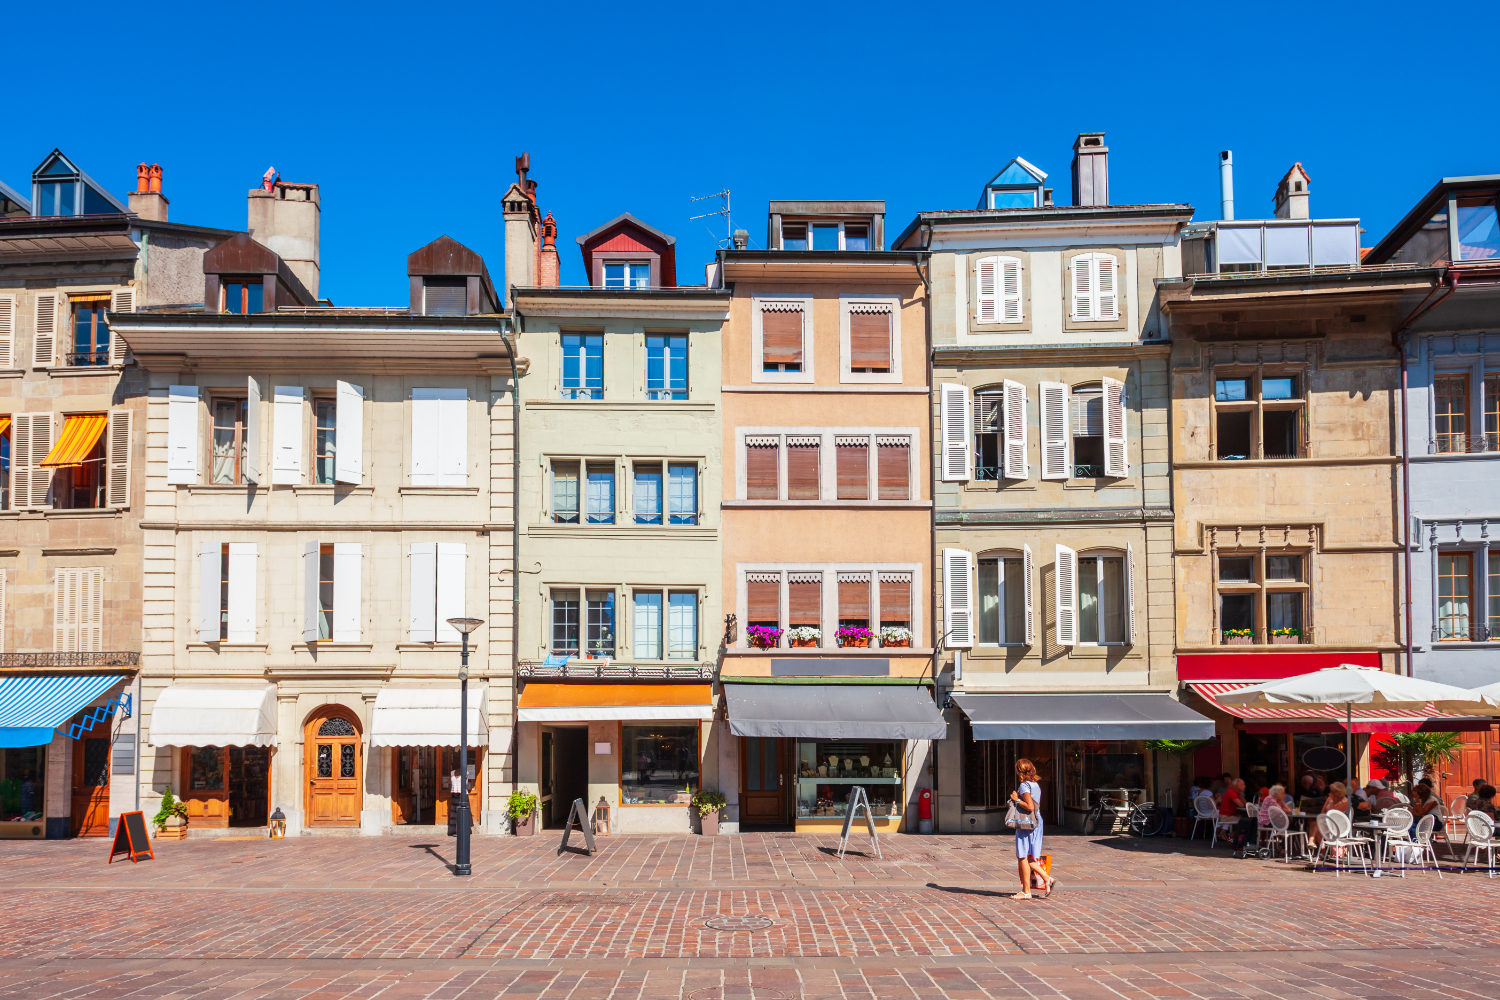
[447,616,484,877]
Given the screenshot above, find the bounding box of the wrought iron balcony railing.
[0,651,140,668]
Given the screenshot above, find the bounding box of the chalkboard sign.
[108,810,154,864]
[557,797,597,856]
[1302,746,1346,772]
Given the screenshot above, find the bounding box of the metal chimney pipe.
[1219,150,1235,221]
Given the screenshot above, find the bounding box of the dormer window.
[221,279,264,315]
[604,263,651,289]
[422,277,467,316]
[31,151,126,217]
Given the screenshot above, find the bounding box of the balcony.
[0,651,140,669]
[519,660,711,680]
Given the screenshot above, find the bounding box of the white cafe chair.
[1447,796,1469,839]
[1315,812,1371,876]
[1380,807,1415,875]
[1266,807,1307,863]
[1210,802,1240,849]
[1464,812,1499,877]
[1411,813,1443,877]
[1190,794,1218,841]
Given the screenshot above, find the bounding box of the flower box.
[882,637,910,648]
[1223,636,1254,646]
[790,637,819,648]
[1271,635,1300,645]
[839,637,871,648]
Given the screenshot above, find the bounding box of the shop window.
[1,747,45,820]
[561,333,603,399]
[1439,552,1473,641]
[962,719,1006,810]
[795,740,902,818]
[550,588,579,654]
[314,398,337,484]
[646,334,687,400]
[1214,372,1304,460]
[189,746,224,791]
[977,555,1026,645]
[551,461,580,523]
[586,589,615,658]
[1061,740,1145,811]
[621,724,700,804]
[210,397,249,484]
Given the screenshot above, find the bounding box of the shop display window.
[621,724,700,804]
[189,746,225,791]
[0,747,45,821]
[1061,740,1145,810]
[795,740,903,818]
[961,726,1056,816]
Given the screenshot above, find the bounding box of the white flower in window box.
[880,626,913,648]
[786,626,821,648]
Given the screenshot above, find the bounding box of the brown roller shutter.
[747,576,780,623]
[787,439,820,499]
[762,307,803,365]
[788,575,821,627]
[836,438,868,499]
[745,439,779,499]
[877,438,909,500]
[849,308,891,370]
[838,576,870,620]
[879,576,911,624]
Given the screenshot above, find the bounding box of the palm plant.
[1371,732,1462,790]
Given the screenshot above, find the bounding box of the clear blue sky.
[5,1,1490,305]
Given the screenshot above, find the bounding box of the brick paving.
[1,832,1498,998]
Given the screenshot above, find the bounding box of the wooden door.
[304,710,362,827]
[70,736,111,837]
[740,736,786,825]
[435,747,481,826]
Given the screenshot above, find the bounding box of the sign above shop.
[771,658,889,677]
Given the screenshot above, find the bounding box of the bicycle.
[1126,800,1165,837]
[1083,789,1128,835]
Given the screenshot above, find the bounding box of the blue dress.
[1015,780,1043,859]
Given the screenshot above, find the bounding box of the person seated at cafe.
[1298,774,1316,798]
[1219,779,1258,857]
[1467,778,1489,812]
[1369,780,1402,812]
[1259,783,1293,828]
[1190,775,1209,802]
[1312,775,1329,797]
[1410,783,1441,831]
[1310,782,1350,848]
[1475,785,1498,820]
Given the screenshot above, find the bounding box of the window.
[746,573,781,635]
[1457,197,1500,262]
[199,541,258,643]
[51,426,106,510]
[633,591,662,659]
[788,573,822,641]
[1439,553,1473,641]
[551,589,580,654]
[646,334,687,400]
[835,436,868,499]
[848,304,892,373]
[314,399,336,484]
[313,544,334,641]
[633,463,661,524]
[1077,555,1126,644]
[189,746,224,791]
[211,397,249,484]
[876,437,910,500]
[781,220,866,251]
[668,463,697,524]
[561,334,603,399]
[621,724,699,805]
[1072,384,1104,478]
[1486,375,1500,452]
[551,461,580,523]
[1489,553,1500,641]
[787,437,819,499]
[0,421,8,509]
[843,223,869,251]
[838,573,871,631]
[668,591,697,658]
[782,222,808,250]
[406,542,463,642]
[586,589,615,657]
[1214,372,1304,460]
[745,437,780,499]
[586,463,615,524]
[69,296,111,366]
[974,256,1023,323]
[1435,374,1470,454]
[222,279,264,316]
[1069,253,1119,322]
[879,572,912,635]
[410,388,467,486]
[974,390,1001,481]
[978,555,1028,645]
[760,303,804,373]
[422,277,466,316]
[1217,550,1308,644]
[53,567,103,652]
[604,263,650,289]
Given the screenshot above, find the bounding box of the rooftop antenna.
[690,189,733,249]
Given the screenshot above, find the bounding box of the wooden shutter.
[23,413,53,509]
[437,389,466,486]
[1000,256,1023,321]
[849,304,891,370]
[8,414,31,509]
[940,383,971,481]
[1125,541,1137,644]
[32,293,57,368]
[1039,382,1070,479]
[333,542,362,642]
[975,256,998,323]
[1022,544,1036,645]
[408,542,437,641]
[786,436,820,499]
[1002,379,1028,480]
[272,386,303,484]
[0,570,5,653]
[303,540,321,641]
[788,573,821,628]
[877,436,910,499]
[1071,255,1093,321]
[334,380,363,485]
[1096,255,1118,320]
[226,543,257,642]
[838,573,871,621]
[0,294,14,369]
[53,568,76,651]
[109,288,134,365]
[105,410,131,508]
[410,391,438,485]
[746,573,780,624]
[878,572,911,627]
[836,436,869,499]
[943,548,973,648]
[1055,544,1078,646]
[54,567,102,652]
[1103,376,1128,477]
[199,541,221,641]
[745,436,780,499]
[81,567,103,651]
[167,385,199,485]
[435,542,465,641]
[244,376,261,484]
[761,304,803,365]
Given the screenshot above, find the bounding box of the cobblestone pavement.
[1,832,1497,999]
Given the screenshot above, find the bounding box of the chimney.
[1219,150,1235,221]
[503,153,540,295]
[1274,163,1311,220]
[732,229,748,249]
[128,162,169,222]
[248,178,321,299]
[1071,132,1108,206]
[537,212,561,288]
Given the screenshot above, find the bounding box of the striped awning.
[0,415,9,437]
[1188,682,1491,733]
[0,674,125,748]
[40,414,107,468]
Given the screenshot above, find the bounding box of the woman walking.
[1009,758,1056,899]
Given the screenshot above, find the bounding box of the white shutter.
[0,294,14,369]
[1022,543,1036,646]
[226,542,257,642]
[105,410,131,508]
[975,256,997,323]
[1096,255,1118,320]
[167,385,199,485]
[1103,376,1127,477]
[333,542,362,642]
[272,386,304,485]
[244,376,261,485]
[9,414,32,509]
[32,293,57,368]
[198,541,220,641]
[999,256,1023,321]
[1125,541,1137,645]
[25,413,53,509]
[410,392,438,486]
[438,390,467,486]
[435,542,465,641]
[53,569,76,652]
[943,547,974,649]
[109,288,134,365]
[1070,255,1092,321]
[1055,544,1078,647]
[1001,379,1028,480]
[0,570,5,652]
[939,383,972,482]
[408,542,437,641]
[1039,381,1070,480]
[80,568,103,652]
[303,540,321,641]
[334,380,363,485]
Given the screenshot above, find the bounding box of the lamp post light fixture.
[447,616,485,877]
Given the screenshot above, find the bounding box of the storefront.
[370,686,487,829]
[149,685,277,830]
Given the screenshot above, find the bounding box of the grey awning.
[724,683,948,740]
[954,693,1214,741]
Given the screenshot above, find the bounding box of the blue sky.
[4,1,1490,304]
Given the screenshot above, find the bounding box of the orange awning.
[517,683,713,722]
[41,414,107,468]
[0,415,10,437]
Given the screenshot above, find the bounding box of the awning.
[517,683,713,722]
[0,674,125,748]
[40,414,108,468]
[723,683,947,740]
[1188,682,1491,733]
[954,693,1215,741]
[148,686,277,747]
[0,415,10,437]
[370,686,488,747]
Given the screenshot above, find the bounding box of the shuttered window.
[106,410,131,508]
[848,304,892,372]
[879,572,911,629]
[423,277,468,317]
[746,573,780,626]
[786,437,820,499]
[53,567,104,652]
[788,573,821,628]
[1040,382,1070,479]
[943,549,973,648]
[1070,252,1119,322]
[876,436,909,500]
[838,573,870,625]
[974,256,1023,323]
[836,436,869,499]
[10,413,53,510]
[745,436,780,499]
[940,383,971,481]
[761,304,804,370]
[0,294,14,369]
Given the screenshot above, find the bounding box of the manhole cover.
[687,989,791,1000]
[703,914,776,932]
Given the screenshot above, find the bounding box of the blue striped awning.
[0,675,125,748]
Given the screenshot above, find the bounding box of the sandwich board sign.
[108,810,154,864]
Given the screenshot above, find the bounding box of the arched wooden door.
[304,708,362,827]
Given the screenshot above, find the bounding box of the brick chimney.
[248,179,321,299]
[502,154,540,297]
[128,163,169,221]
[537,213,561,287]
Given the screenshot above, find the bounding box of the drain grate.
[703,914,776,932]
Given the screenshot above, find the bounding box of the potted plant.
[508,790,538,836]
[1221,628,1254,646]
[1270,627,1301,645]
[746,625,782,650]
[835,626,874,648]
[152,786,189,840]
[786,626,821,648]
[692,788,727,835]
[879,626,913,648]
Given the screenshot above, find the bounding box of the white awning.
[370,686,488,747]
[149,685,277,747]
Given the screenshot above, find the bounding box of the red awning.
[1176,651,1380,683]
[1187,682,1491,734]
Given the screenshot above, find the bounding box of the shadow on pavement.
[408,842,455,873]
[925,882,1011,900]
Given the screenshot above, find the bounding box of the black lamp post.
[447,616,484,877]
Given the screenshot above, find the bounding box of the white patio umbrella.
[1218,665,1500,817]
[1470,680,1500,702]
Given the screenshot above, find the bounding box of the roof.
[1364,174,1500,265]
[1277,162,1312,187]
[0,213,240,266]
[892,204,1194,249]
[575,212,675,246]
[201,233,317,307]
[768,200,885,216]
[0,179,31,214]
[407,234,500,310]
